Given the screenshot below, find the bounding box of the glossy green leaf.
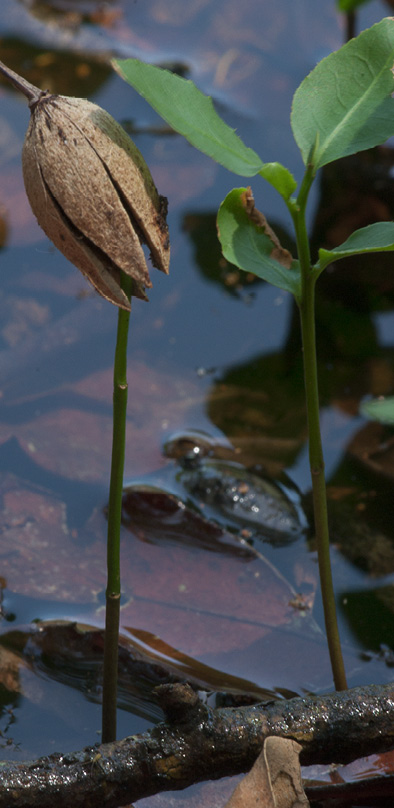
[317,222,394,271]
[360,396,394,425]
[113,58,264,176]
[258,162,297,200]
[291,18,394,170]
[217,188,301,297]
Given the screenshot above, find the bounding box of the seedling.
[0,59,169,742]
[114,18,394,690]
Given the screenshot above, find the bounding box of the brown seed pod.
[0,61,170,310]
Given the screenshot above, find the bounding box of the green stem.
[102,277,132,743]
[288,169,347,691]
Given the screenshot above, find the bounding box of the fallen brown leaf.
[224,736,309,808]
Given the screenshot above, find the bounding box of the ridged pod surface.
[20,89,169,309]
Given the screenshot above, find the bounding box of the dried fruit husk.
[22,91,169,309]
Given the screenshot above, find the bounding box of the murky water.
[0,0,394,799]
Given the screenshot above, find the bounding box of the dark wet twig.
[1,682,394,807]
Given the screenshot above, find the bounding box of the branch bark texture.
[1,682,394,808]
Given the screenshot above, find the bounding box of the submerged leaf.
[360,396,394,425]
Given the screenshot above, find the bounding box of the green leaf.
[113,58,264,176]
[258,162,297,200]
[360,396,394,425]
[291,18,394,170]
[337,0,369,10]
[217,188,301,297]
[317,222,394,271]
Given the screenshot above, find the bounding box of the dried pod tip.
[0,60,170,310]
[0,60,44,107]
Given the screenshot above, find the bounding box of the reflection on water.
[0,0,394,789]
[162,433,307,543]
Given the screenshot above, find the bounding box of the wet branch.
[1,682,394,808]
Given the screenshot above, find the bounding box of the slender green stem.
[288,169,347,691]
[102,276,132,743]
[299,273,347,691]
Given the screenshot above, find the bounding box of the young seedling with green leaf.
[114,17,394,691]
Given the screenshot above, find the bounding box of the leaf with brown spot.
[240,187,293,269]
[217,188,300,297]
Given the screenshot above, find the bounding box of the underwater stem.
[102,275,132,743]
